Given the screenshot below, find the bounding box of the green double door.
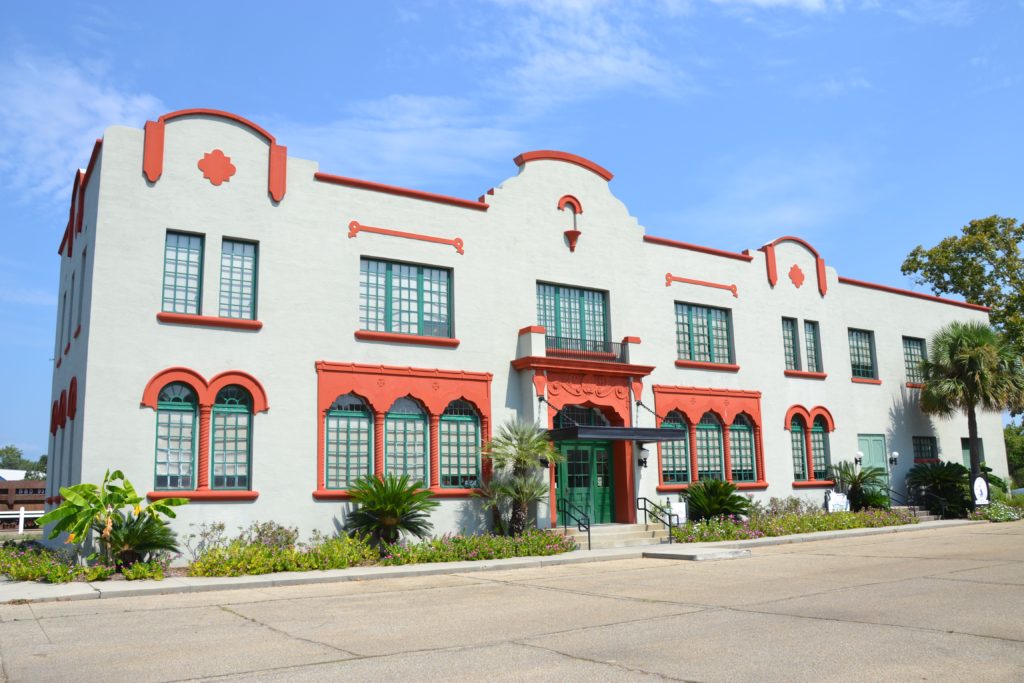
[858,434,889,489]
[557,441,615,524]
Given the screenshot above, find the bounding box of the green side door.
[857,434,889,490]
[557,441,615,524]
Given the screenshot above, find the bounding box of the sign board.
[670,500,688,523]
[973,476,990,506]
[828,491,850,513]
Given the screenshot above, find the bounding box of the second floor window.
[903,336,926,383]
[163,232,204,314]
[537,283,608,343]
[676,303,733,364]
[219,240,258,319]
[360,259,452,338]
[848,328,877,379]
[804,321,822,372]
[782,318,800,370]
[782,318,823,372]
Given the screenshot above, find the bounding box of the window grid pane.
[903,337,926,383]
[791,421,808,481]
[848,329,876,378]
[391,263,419,335]
[581,289,607,343]
[676,303,732,364]
[219,240,257,319]
[696,415,724,481]
[912,436,937,462]
[536,284,607,344]
[811,419,830,479]
[211,408,250,489]
[385,414,427,484]
[729,423,756,482]
[537,284,557,333]
[440,415,479,488]
[325,411,371,489]
[804,321,822,373]
[660,412,689,484]
[421,267,450,337]
[360,259,451,337]
[359,259,388,331]
[155,408,194,490]
[162,232,203,314]
[782,318,799,370]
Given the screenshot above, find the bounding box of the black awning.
[546,426,689,444]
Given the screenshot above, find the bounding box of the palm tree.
[484,420,561,536]
[828,461,890,511]
[344,474,439,547]
[919,322,1024,505]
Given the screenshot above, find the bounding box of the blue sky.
[1,0,1021,457]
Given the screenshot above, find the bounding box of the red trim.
[837,276,990,312]
[735,482,769,491]
[67,377,78,420]
[314,172,488,211]
[665,273,738,297]
[348,220,464,254]
[643,235,754,262]
[514,150,613,181]
[63,342,70,356]
[548,348,617,360]
[657,484,690,493]
[622,336,641,344]
[519,325,547,336]
[851,377,882,385]
[760,237,828,296]
[512,356,655,379]
[58,391,67,428]
[140,367,269,413]
[156,312,263,331]
[56,357,61,369]
[50,401,58,435]
[564,229,581,253]
[147,490,259,501]
[906,382,925,389]
[354,330,460,348]
[268,143,287,202]
[784,370,827,380]
[313,487,480,501]
[784,405,835,432]
[73,325,81,339]
[675,360,740,372]
[792,480,835,488]
[914,458,941,464]
[557,194,583,213]
[160,108,276,141]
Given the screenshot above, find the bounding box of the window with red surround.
[785,405,836,486]
[156,312,263,330]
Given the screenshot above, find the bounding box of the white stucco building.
[45,109,1008,536]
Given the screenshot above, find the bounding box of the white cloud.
[0,52,164,202]
[0,286,55,307]
[800,74,872,97]
[710,0,836,11]
[892,0,972,26]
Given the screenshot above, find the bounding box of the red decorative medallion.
[197,149,236,186]
[789,264,805,288]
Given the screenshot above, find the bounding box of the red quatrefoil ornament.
[789,264,806,288]
[197,149,237,186]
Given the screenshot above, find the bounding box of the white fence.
[0,507,44,534]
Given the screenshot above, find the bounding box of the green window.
[903,336,926,383]
[554,405,609,428]
[810,417,830,479]
[676,303,733,364]
[162,232,203,314]
[536,283,608,344]
[912,436,937,463]
[660,411,690,484]
[154,382,196,490]
[439,400,480,488]
[385,397,427,485]
[211,386,252,489]
[219,240,257,319]
[782,318,800,370]
[360,259,451,337]
[695,412,724,481]
[729,415,757,482]
[804,321,822,372]
[325,393,372,489]
[848,328,877,379]
[960,437,984,469]
[791,418,808,481]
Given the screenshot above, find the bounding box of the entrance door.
[557,441,615,524]
[858,434,889,489]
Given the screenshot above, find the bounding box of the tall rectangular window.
[848,328,877,379]
[439,404,480,488]
[211,406,251,489]
[162,232,204,314]
[791,421,808,481]
[155,408,195,490]
[76,249,87,329]
[360,259,451,337]
[536,283,608,344]
[676,303,732,364]
[960,437,985,469]
[781,318,800,370]
[903,336,926,384]
[219,240,257,319]
[804,321,822,372]
[912,436,938,463]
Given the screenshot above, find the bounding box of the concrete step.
[560,531,670,545]
[555,524,671,549]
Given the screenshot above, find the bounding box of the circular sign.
[973,476,990,506]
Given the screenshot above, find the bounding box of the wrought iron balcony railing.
[545,335,629,363]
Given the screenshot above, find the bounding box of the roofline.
[643,234,754,263]
[313,172,489,212]
[513,150,613,181]
[836,276,991,312]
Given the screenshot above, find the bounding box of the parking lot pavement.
[1,522,1021,682]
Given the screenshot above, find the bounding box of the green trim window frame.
[154,382,197,490]
[848,328,877,379]
[791,418,808,481]
[219,239,258,320]
[729,415,757,482]
[211,386,253,490]
[439,400,480,488]
[782,318,800,370]
[676,303,733,364]
[804,321,822,372]
[810,417,830,479]
[162,231,204,314]
[912,436,938,462]
[325,394,373,489]
[385,397,428,484]
[960,437,985,469]
[695,413,725,481]
[659,411,690,484]
[360,259,452,337]
[536,283,609,344]
[903,336,927,384]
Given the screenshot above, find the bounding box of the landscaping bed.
[671,507,918,543]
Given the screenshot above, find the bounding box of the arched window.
[325,393,372,489]
[696,412,724,481]
[791,417,808,481]
[729,414,757,482]
[440,399,480,488]
[659,411,690,484]
[155,382,197,490]
[554,404,609,428]
[385,396,427,485]
[211,385,252,489]
[811,416,831,479]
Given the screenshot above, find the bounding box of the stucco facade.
[45,109,1008,539]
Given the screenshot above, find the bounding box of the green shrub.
[188,532,376,577]
[344,474,439,545]
[685,480,750,521]
[969,502,1022,523]
[121,561,165,581]
[672,508,917,543]
[829,462,890,512]
[0,544,81,583]
[381,529,576,565]
[237,521,299,550]
[907,461,970,518]
[84,564,115,582]
[105,512,180,567]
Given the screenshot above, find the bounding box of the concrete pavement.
[0,521,1020,682]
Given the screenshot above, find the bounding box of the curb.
[0,519,986,605]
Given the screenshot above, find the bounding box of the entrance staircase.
[892,506,940,523]
[556,523,670,550]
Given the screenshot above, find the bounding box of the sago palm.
[828,461,889,512]
[105,512,180,567]
[906,461,971,518]
[344,474,439,546]
[685,480,750,521]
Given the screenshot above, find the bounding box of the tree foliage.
[0,444,45,478]
[484,420,562,536]
[1004,421,1024,489]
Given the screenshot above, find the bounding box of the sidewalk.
[0,519,983,604]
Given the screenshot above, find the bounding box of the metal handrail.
[636,496,678,544]
[906,485,951,518]
[545,335,629,363]
[557,498,591,550]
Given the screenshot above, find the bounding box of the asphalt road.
[1,522,1021,682]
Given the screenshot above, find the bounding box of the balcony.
[545,335,629,364]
